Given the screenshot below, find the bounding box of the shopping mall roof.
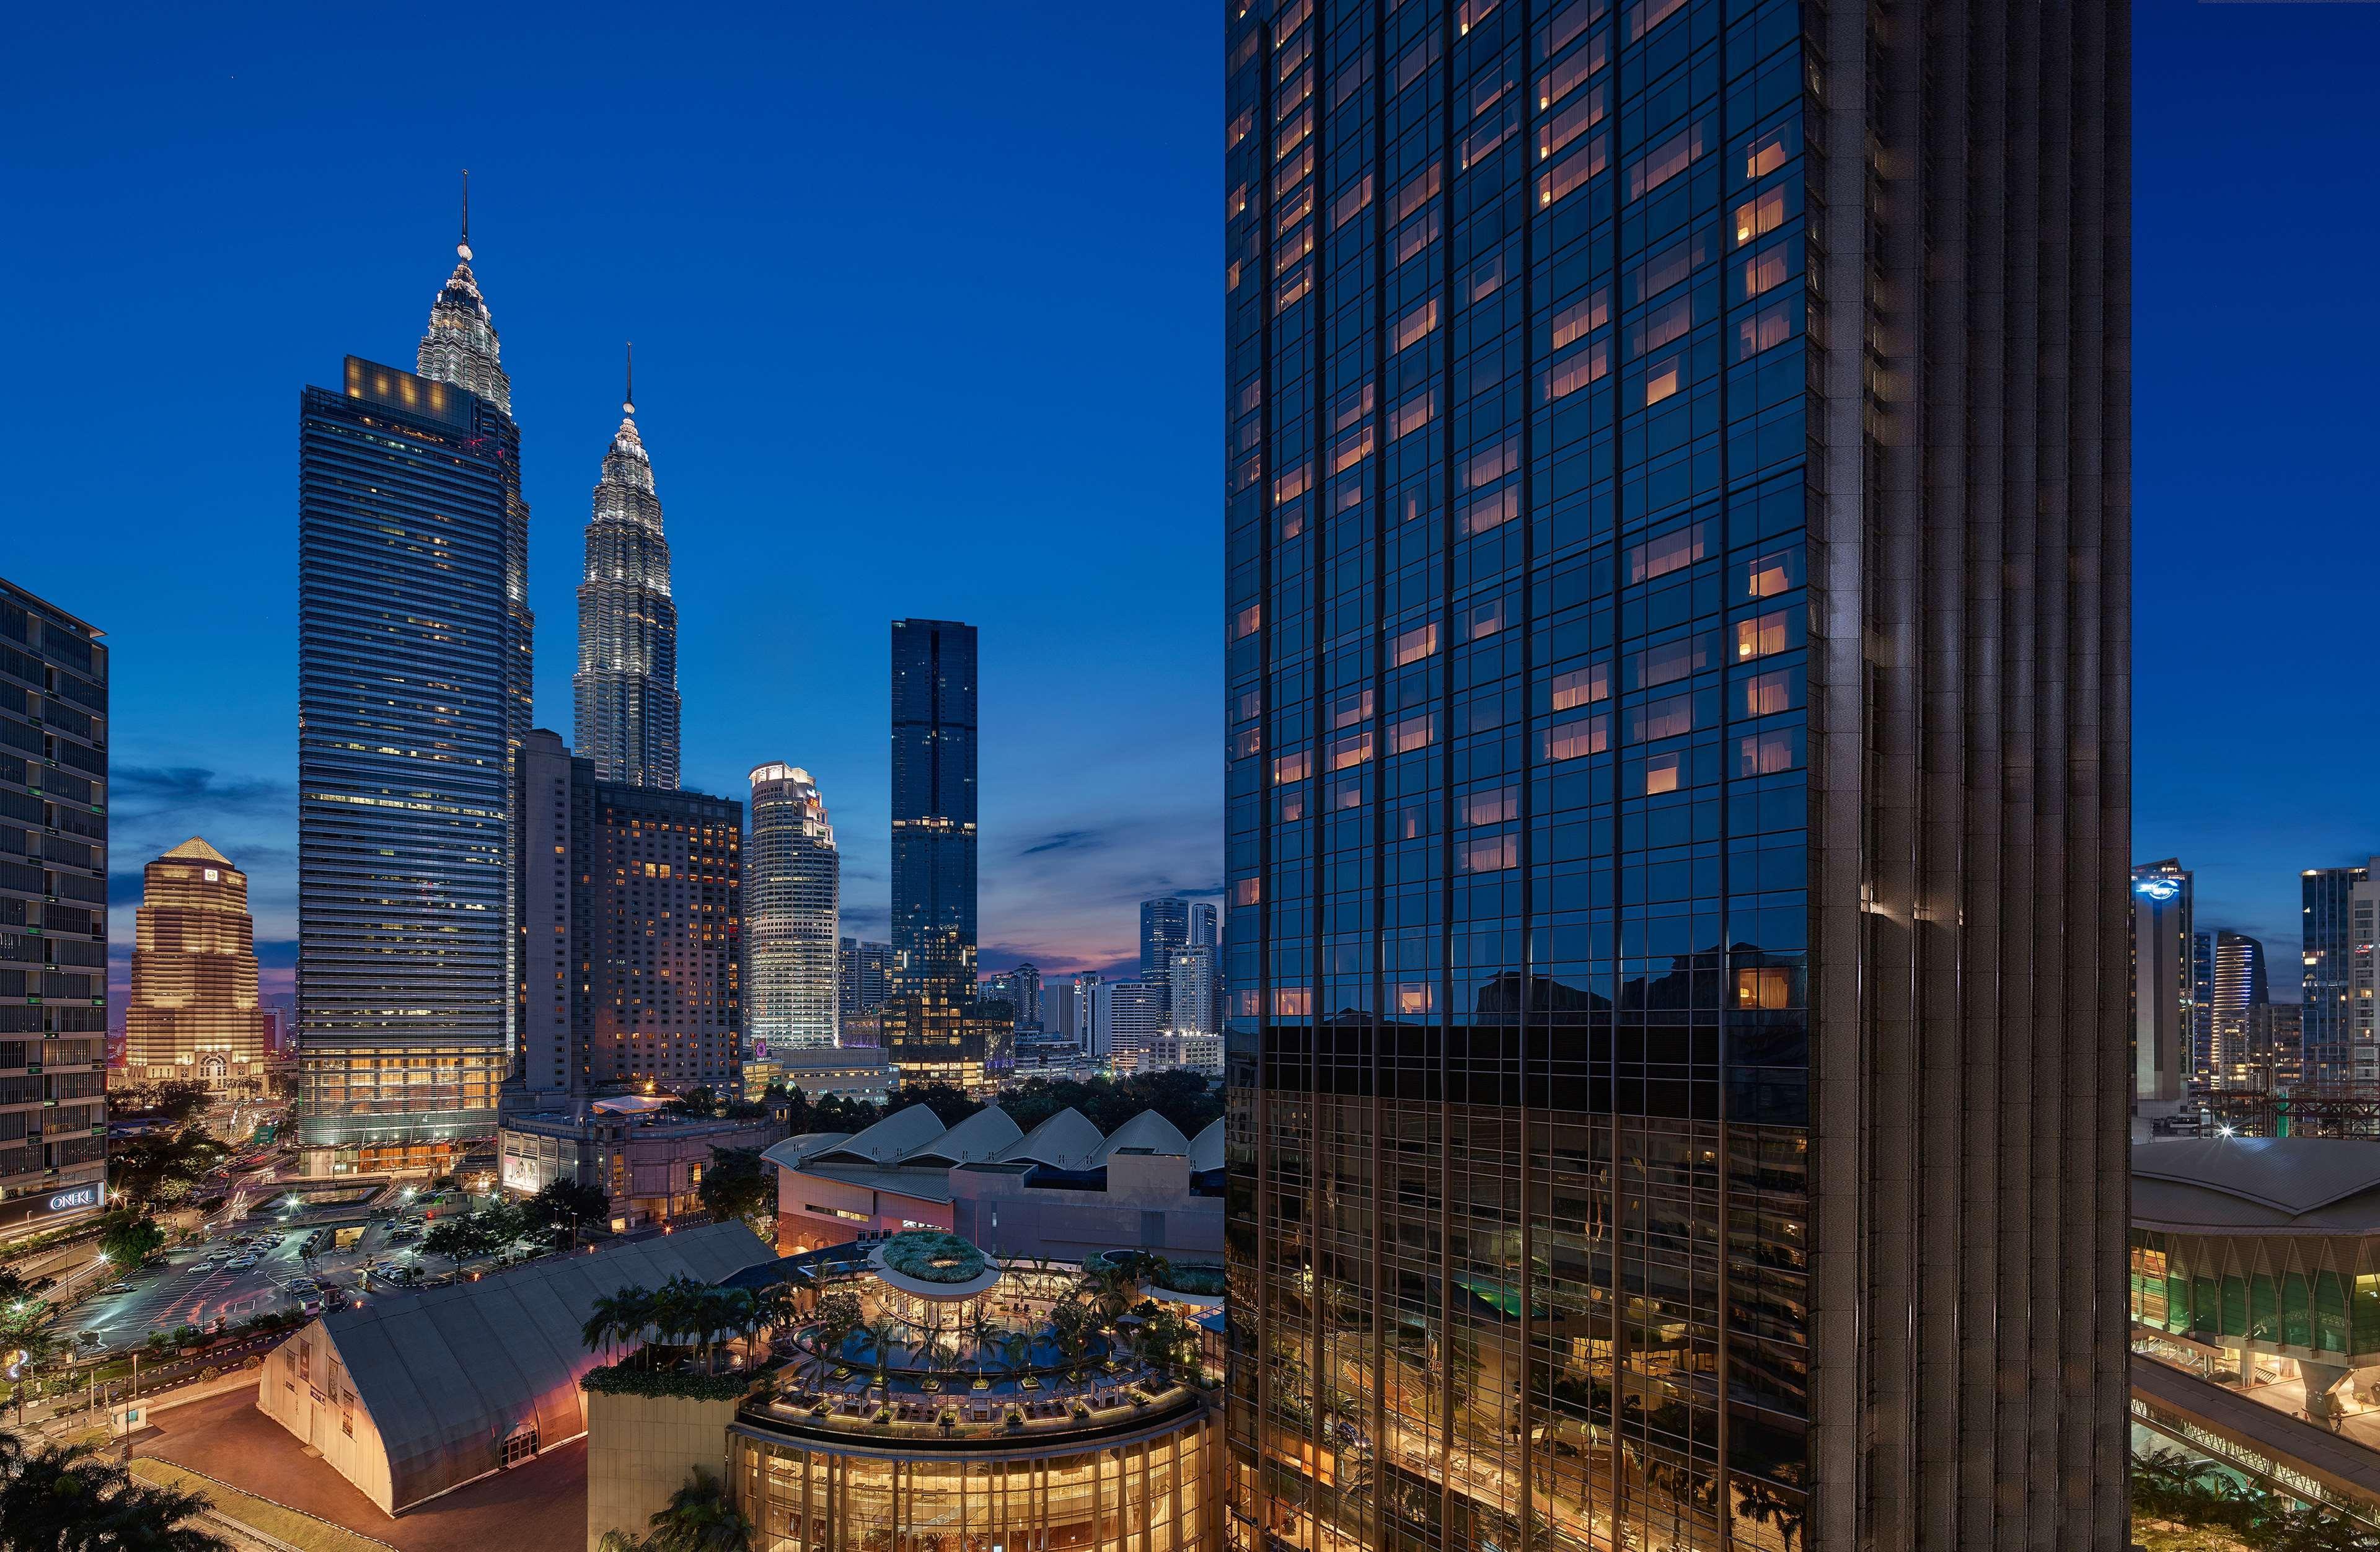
[258,1221,774,1514]
[2134,1136,2380,1233]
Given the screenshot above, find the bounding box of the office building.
[2131,860,2191,1106]
[1041,977,1079,1044]
[2192,928,2216,1087]
[2351,865,2380,1087]
[747,764,839,1052]
[0,580,107,1242]
[125,838,267,1092]
[878,997,1013,1095]
[2209,930,2269,1090]
[573,362,681,790]
[889,619,977,999]
[2304,863,2369,1087]
[1072,971,1100,1052]
[1222,3,2130,1546]
[1140,896,1191,981]
[983,962,1044,1035]
[1092,979,1165,1071]
[299,348,523,1170]
[1164,943,1219,1040]
[837,937,891,1023]
[2240,1002,2304,1091]
[1188,901,1217,948]
[514,729,743,1100]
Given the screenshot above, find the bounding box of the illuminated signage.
[2133,876,2182,902]
[0,1180,100,1229]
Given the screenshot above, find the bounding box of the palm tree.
[640,1465,754,1552]
[8,1328,60,1425]
[862,1315,900,1382]
[0,1429,232,1552]
[583,1288,639,1361]
[811,1291,862,1365]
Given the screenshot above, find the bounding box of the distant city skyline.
[11,4,2376,1021]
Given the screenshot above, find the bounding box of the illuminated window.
[1736,187,1787,246]
[1328,729,1375,769]
[1742,128,1791,181]
[1643,355,1682,405]
[1741,668,1798,717]
[1271,750,1309,785]
[1536,134,1607,207]
[1394,622,1440,664]
[1735,299,1797,360]
[1735,609,1796,661]
[1643,752,1682,795]
[1735,967,1794,1009]
[1736,728,1803,777]
[1543,713,1609,762]
[1551,289,1609,348]
[1537,86,1606,162]
[1396,299,1440,351]
[1628,0,1686,41]
[1235,604,1262,640]
[1391,389,1438,439]
[1545,340,1610,400]
[1388,713,1436,754]
[1459,834,1517,873]
[1629,523,1706,583]
[1329,687,1374,728]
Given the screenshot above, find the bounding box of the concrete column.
[2302,1360,2354,1417]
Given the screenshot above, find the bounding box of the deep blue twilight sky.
[1,3,2374,1009]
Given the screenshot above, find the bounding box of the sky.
[2,2,2376,1010]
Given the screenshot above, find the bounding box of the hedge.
[581,1362,753,1401]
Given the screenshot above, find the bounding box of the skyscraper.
[1222,4,2130,1547]
[747,764,839,1051]
[514,730,743,1098]
[1092,979,1165,1070]
[298,345,520,1170]
[2130,860,2191,1106]
[126,838,267,1092]
[2303,863,2368,1086]
[2191,927,2216,1083]
[1139,896,1191,980]
[889,620,977,998]
[1009,961,1044,1033]
[1164,943,1217,1039]
[0,579,107,1245]
[837,937,891,1024]
[2208,930,2268,1089]
[573,355,681,790]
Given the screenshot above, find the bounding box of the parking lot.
[59,1196,449,1352]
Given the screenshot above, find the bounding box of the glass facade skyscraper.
[1222,3,2129,1549]
[890,619,978,999]
[574,382,682,790]
[2303,862,2372,1087]
[0,578,108,1244]
[747,763,840,1051]
[296,353,518,1164]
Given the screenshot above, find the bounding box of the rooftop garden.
[581,1362,757,1402]
[879,1230,989,1284]
[1155,1263,1226,1297]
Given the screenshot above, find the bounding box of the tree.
[109,1080,213,1128]
[0,1426,232,1552]
[666,1087,720,1119]
[523,1178,610,1246]
[6,1330,60,1426]
[108,1127,229,1209]
[809,1292,862,1364]
[1049,1300,1096,1380]
[597,1465,752,1552]
[1078,1259,1140,1325]
[694,1149,775,1237]
[98,1211,167,1271]
[898,1083,983,1128]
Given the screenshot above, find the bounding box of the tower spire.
[624,342,635,417]
[459,169,472,261]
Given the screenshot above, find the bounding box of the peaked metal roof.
[1187,1118,1224,1174]
[161,837,232,863]
[2133,1136,2380,1230]
[809,1103,949,1165]
[277,1221,772,1513]
[1096,1110,1190,1162]
[994,1108,1108,1170]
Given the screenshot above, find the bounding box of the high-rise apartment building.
[2303,863,2369,1087]
[1222,3,2130,1546]
[837,938,891,1025]
[1140,897,1191,981]
[0,580,107,1243]
[890,619,978,1000]
[2130,860,2191,1106]
[297,349,521,1171]
[2191,927,2216,1084]
[573,369,681,790]
[1071,971,1100,1052]
[514,730,743,1100]
[1041,977,1079,1044]
[1188,902,1217,948]
[1093,979,1166,1070]
[2207,930,2268,1090]
[126,838,267,1091]
[746,764,838,1051]
[1165,943,1219,1039]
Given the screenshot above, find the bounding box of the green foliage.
[0,1425,232,1551]
[1000,1070,1222,1139]
[694,1148,775,1235]
[108,1080,213,1127]
[108,1126,229,1209]
[521,1178,610,1242]
[596,1464,754,1552]
[1155,1263,1226,1296]
[2129,1444,2380,1550]
[899,1083,984,1127]
[97,1211,166,1272]
[580,1363,753,1402]
[420,1197,531,1266]
[879,1230,987,1284]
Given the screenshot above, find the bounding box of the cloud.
[111,766,290,814]
[1020,829,1103,857]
